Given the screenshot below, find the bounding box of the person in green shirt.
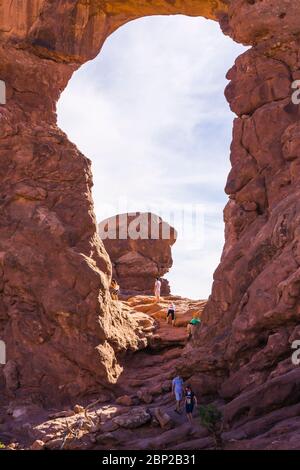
[187,317,201,340]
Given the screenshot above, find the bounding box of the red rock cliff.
[0,1,300,421]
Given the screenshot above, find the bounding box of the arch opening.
[58,15,246,299]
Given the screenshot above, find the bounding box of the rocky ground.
[1,295,300,451]
[0,295,208,450]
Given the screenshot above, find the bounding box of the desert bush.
[199,404,223,450]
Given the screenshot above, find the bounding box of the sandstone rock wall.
[99,213,177,296]
[180,0,300,411]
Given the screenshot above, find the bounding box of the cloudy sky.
[57,15,246,299]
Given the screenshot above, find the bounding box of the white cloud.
[57,15,246,299]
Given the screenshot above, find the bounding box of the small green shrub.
[199,404,224,450]
[0,442,6,450]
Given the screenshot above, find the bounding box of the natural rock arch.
[1,1,300,415]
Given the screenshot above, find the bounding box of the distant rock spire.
[98,212,177,296]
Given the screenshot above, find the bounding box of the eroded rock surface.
[99,213,177,296]
[1,0,300,448]
[0,295,206,450]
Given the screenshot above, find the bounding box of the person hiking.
[154,277,161,302]
[110,279,120,300]
[187,316,201,340]
[184,384,197,423]
[166,302,176,327]
[172,375,184,413]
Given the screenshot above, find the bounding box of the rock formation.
[0,296,206,450]
[99,213,177,296]
[1,0,300,447]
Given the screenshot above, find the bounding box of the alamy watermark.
[291,340,300,366]
[98,202,205,246]
[0,80,6,105]
[0,340,6,365]
[291,80,300,104]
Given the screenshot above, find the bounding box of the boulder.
[153,408,174,430]
[112,408,151,429]
[99,213,177,296]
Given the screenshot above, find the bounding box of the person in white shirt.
[172,375,184,413]
[154,277,161,302]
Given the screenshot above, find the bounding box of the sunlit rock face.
[1,0,300,425]
[99,213,177,296]
[0,1,227,63]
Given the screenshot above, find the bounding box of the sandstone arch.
[0,0,300,417]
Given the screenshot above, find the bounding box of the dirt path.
[117,296,203,391]
[104,296,206,449]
